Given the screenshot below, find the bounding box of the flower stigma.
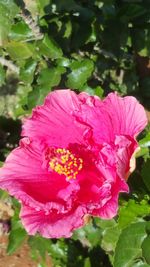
[49,148,83,180]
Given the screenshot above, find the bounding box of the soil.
[0,235,37,267]
[0,199,52,267]
[0,234,53,267]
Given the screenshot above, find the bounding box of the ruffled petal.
[0,138,79,211]
[102,93,147,137]
[75,92,147,143]
[77,168,105,205]
[20,204,86,238]
[91,177,128,219]
[22,90,91,147]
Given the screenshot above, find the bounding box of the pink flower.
[0,90,147,238]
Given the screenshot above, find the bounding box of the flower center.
[49,148,83,180]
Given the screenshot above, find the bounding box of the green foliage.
[7,201,27,255]
[66,59,94,89]
[0,0,150,267]
[114,222,147,267]
[0,65,5,86]
[0,0,150,115]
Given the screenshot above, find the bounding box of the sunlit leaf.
[6,41,34,60]
[114,222,147,267]
[39,34,63,59]
[66,59,94,89]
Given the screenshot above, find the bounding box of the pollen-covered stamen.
[49,148,83,180]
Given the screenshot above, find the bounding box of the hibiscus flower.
[0,90,147,238]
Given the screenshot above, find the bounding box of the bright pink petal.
[91,177,128,219]
[79,142,129,217]
[75,93,113,142]
[22,90,91,147]
[102,93,147,137]
[77,167,105,205]
[76,145,128,215]
[20,204,86,238]
[0,138,79,211]
[75,92,147,143]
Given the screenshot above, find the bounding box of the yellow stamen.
[49,148,83,180]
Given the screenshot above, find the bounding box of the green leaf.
[56,57,70,67]
[118,199,150,229]
[73,227,87,241]
[27,85,51,108]
[84,223,102,247]
[20,59,37,84]
[28,236,51,260]
[80,84,104,97]
[37,0,51,16]
[0,1,19,46]
[94,218,120,255]
[136,147,149,160]
[9,21,33,41]
[7,227,27,255]
[0,65,5,86]
[138,48,149,57]
[49,241,67,260]
[80,84,95,94]
[84,258,91,267]
[94,218,116,229]
[28,66,64,108]
[39,34,63,59]
[141,160,150,191]
[95,86,104,98]
[14,84,32,117]
[132,263,150,267]
[142,236,150,264]
[139,133,150,148]
[7,209,26,255]
[37,66,65,87]
[66,59,94,89]
[0,189,9,199]
[6,41,34,60]
[0,3,11,46]
[114,222,147,267]
[73,223,101,251]
[136,132,150,160]
[0,0,19,18]
[64,20,72,38]
[101,225,121,253]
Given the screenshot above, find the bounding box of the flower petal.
[22,90,91,147]
[76,92,147,143]
[20,204,86,238]
[102,93,147,137]
[91,177,128,219]
[0,138,79,211]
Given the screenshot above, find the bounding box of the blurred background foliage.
[0,0,150,266]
